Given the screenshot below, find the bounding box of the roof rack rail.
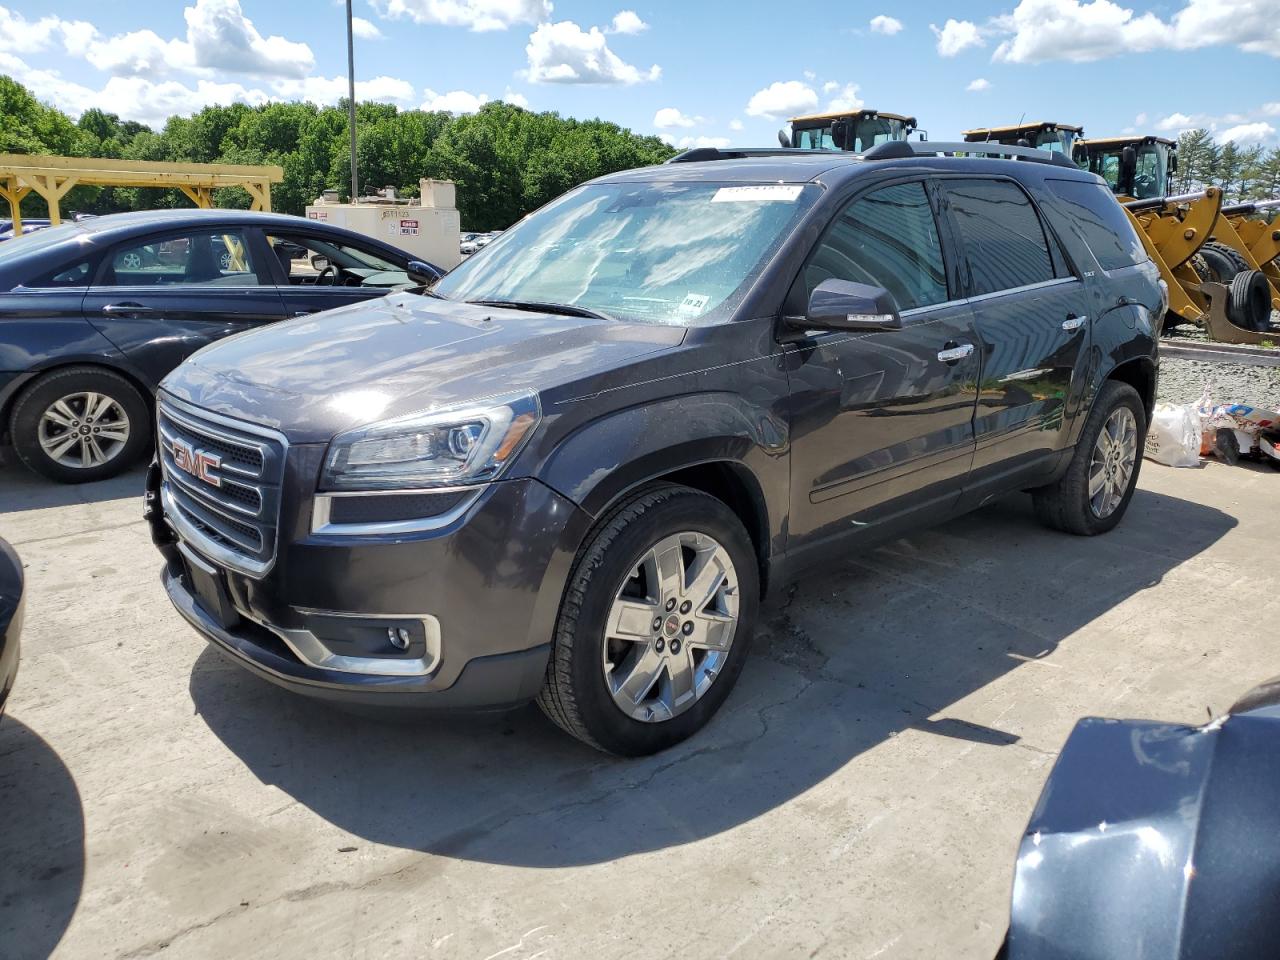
[665,147,840,164]
[862,140,1079,168]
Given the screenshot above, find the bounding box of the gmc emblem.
[171,438,222,488]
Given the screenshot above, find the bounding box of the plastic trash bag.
[1144,402,1202,467]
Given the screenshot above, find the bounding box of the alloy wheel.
[1088,406,1138,519]
[37,392,132,469]
[601,531,740,723]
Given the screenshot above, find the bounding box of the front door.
[785,179,981,556]
[262,230,413,320]
[938,178,1091,477]
[83,227,287,387]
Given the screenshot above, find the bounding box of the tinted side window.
[102,230,261,287]
[27,259,95,288]
[944,179,1055,295]
[1045,179,1147,271]
[797,181,948,312]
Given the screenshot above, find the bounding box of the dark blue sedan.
[0,209,440,482]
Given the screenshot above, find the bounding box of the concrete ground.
[0,454,1275,960]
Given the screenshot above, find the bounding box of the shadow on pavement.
[188,488,1236,868]
[0,458,145,516]
[0,717,85,960]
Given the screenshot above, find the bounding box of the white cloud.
[184,0,315,77]
[272,74,416,107]
[660,134,731,149]
[1155,111,1196,132]
[1262,103,1280,117]
[525,20,660,84]
[745,80,817,119]
[83,29,197,77]
[654,107,700,128]
[991,0,1166,63]
[503,89,530,107]
[607,10,647,34]
[0,7,95,55]
[373,0,551,31]
[729,118,744,131]
[803,70,817,80]
[825,83,863,113]
[422,87,491,112]
[989,0,1280,64]
[822,80,839,93]
[1218,121,1276,143]
[351,16,384,39]
[869,14,904,34]
[966,77,991,91]
[1134,111,1148,125]
[931,18,984,56]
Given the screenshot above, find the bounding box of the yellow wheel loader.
[779,110,917,151]
[962,121,1083,158]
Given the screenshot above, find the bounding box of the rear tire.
[537,483,759,756]
[1227,270,1272,332]
[9,367,150,483]
[1032,381,1146,536]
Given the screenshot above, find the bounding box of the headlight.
[321,392,541,491]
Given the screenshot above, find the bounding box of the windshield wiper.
[467,299,614,321]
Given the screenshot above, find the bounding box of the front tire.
[1032,381,1146,536]
[537,483,759,756]
[9,367,150,483]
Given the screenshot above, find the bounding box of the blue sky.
[1,0,1278,149]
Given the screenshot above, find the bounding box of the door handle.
[293,309,320,317]
[101,303,156,316]
[1062,314,1088,332]
[937,342,975,364]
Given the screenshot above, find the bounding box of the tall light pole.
[345,0,359,201]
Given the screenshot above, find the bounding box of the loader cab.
[962,121,1082,157]
[785,110,917,151]
[1075,136,1176,201]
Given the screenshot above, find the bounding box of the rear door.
[784,179,981,554]
[938,177,1091,480]
[83,227,286,386]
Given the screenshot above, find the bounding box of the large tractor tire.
[1227,270,1273,332]
[1201,241,1250,279]
[1195,242,1247,283]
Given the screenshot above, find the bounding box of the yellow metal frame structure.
[0,154,284,236]
[1212,214,1280,310]
[1124,188,1224,325]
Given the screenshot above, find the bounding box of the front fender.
[535,390,789,545]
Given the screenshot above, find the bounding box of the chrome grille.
[157,397,287,577]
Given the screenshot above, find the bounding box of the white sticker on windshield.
[712,185,804,203]
[678,293,711,316]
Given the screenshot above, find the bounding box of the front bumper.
[149,455,591,710]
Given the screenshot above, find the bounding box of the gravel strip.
[1157,356,1280,409]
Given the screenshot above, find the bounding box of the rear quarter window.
[1045,179,1147,271]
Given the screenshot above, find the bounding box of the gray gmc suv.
[147,142,1162,755]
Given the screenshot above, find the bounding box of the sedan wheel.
[602,531,740,723]
[37,391,132,470]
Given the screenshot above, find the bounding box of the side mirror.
[787,279,902,333]
[407,259,442,284]
[777,128,791,149]
[310,254,330,272]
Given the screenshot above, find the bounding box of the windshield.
[433,181,819,324]
[793,118,907,151]
[1086,144,1168,199]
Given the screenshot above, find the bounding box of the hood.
[161,292,685,442]
[1004,678,1280,960]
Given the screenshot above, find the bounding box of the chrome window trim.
[310,486,483,536]
[963,275,1079,305]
